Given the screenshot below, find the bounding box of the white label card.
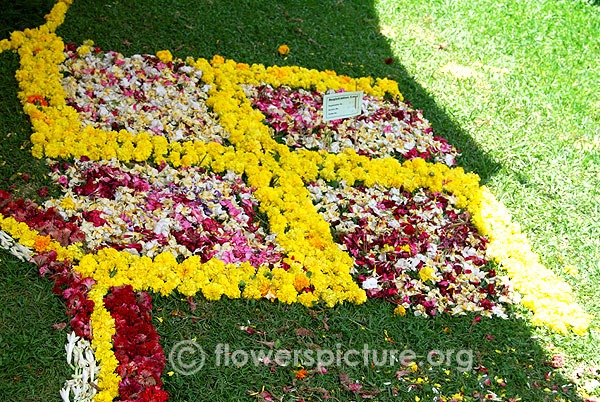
[323,91,363,121]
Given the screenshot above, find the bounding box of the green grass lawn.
[0,250,70,402]
[1,0,599,400]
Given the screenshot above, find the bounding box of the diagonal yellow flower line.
[0,0,593,399]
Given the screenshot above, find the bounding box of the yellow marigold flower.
[19,230,37,247]
[0,38,12,52]
[278,44,290,55]
[156,49,173,63]
[202,282,224,300]
[298,292,317,307]
[277,283,298,304]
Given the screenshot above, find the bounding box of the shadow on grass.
[0,1,584,401]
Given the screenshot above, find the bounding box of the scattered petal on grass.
[543,354,565,368]
[51,322,67,331]
[294,368,308,380]
[296,328,315,338]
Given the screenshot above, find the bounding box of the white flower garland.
[60,332,100,402]
[0,230,33,261]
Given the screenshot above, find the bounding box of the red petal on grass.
[51,323,67,331]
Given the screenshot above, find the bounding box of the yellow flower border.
[0,0,593,399]
[87,284,120,402]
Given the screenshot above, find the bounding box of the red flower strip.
[104,285,168,402]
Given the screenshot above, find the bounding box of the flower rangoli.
[0,1,591,401]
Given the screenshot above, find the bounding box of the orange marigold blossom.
[294,368,308,380]
[26,94,48,107]
[293,274,311,292]
[211,54,225,66]
[278,44,290,55]
[33,235,52,252]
